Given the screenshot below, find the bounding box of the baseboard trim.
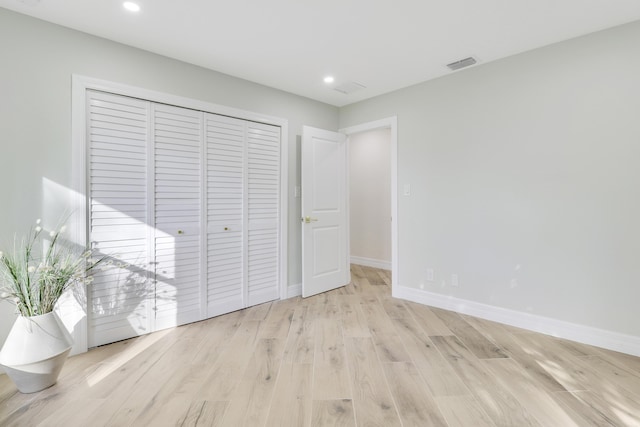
[286,283,302,298]
[393,285,640,357]
[350,256,391,270]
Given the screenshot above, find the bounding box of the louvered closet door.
[247,122,281,305]
[153,104,203,329]
[205,114,245,316]
[87,91,152,347]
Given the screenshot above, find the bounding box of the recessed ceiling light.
[123,2,140,12]
[323,76,334,84]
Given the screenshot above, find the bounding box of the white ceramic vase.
[0,311,74,393]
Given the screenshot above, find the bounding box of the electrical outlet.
[426,268,434,281]
[451,274,459,287]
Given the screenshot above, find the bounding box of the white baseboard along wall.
[393,285,640,357]
[350,256,392,270]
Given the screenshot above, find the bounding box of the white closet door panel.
[247,122,280,306]
[205,114,245,316]
[87,91,152,348]
[153,104,202,329]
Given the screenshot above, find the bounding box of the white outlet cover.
[426,268,434,281]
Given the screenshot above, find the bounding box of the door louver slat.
[88,91,151,348]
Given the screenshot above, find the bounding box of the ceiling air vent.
[446,57,477,71]
[333,81,366,95]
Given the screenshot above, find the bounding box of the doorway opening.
[299,117,397,298]
[342,117,398,292]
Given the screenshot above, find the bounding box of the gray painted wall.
[340,20,640,337]
[0,8,338,343]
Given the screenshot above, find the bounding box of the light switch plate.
[403,184,411,196]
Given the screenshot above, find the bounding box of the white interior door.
[246,122,281,305]
[205,114,246,317]
[87,90,153,347]
[301,126,350,297]
[152,104,203,330]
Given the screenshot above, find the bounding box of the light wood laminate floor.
[2,265,640,426]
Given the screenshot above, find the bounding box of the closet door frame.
[71,75,288,355]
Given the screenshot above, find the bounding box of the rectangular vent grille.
[447,57,477,71]
[333,81,367,95]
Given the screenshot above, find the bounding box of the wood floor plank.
[311,399,356,427]
[361,265,388,287]
[583,355,640,396]
[389,316,470,397]
[338,295,371,338]
[349,265,378,295]
[593,347,640,376]
[382,362,448,427]
[509,332,592,392]
[221,338,286,426]
[308,293,340,321]
[359,296,412,362]
[282,306,315,364]
[483,358,578,426]
[35,398,105,427]
[553,338,599,357]
[126,314,246,425]
[436,395,496,427]
[197,320,262,401]
[313,319,351,400]
[257,300,296,340]
[344,337,402,427]
[0,373,18,406]
[404,301,453,336]
[566,389,640,426]
[177,400,228,427]
[377,269,392,286]
[512,332,640,419]
[372,332,412,363]
[266,363,313,427]
[379,296,412,321]
[105,330,207,426]
[552,391,620,427]
[462,315,568,392]
[245,301,272,321]
[431,335,541,427]
[431,307,508,359]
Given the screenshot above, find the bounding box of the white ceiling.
[2,0,640,107]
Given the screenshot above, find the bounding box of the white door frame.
[70,75,289,354]
[340,117,398,291]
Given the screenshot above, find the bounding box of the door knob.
[302,216,318,224]
[177,230,184,234]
